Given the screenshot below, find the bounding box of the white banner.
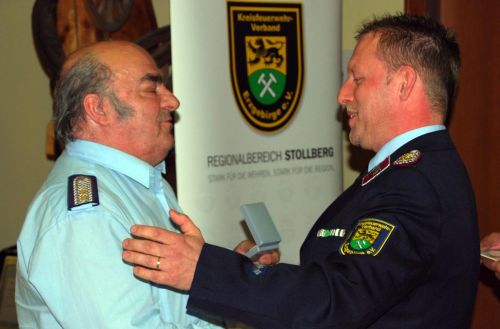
[172,0,342,264]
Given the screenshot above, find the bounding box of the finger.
[253,250,280,265]
[253,253,274,265]
[480,232,500,250]
[234,240,255,255]
[133,266,178,287]
[169,209,202,237]
[129,225,174,244]
[123,250,164,270]
[133,263,193,291]
[482,258,496,268]
[488,260,500,274]
[122,238,168,257]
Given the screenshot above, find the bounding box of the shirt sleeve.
[25,204,224,329]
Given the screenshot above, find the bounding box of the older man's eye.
[353,77,364,85]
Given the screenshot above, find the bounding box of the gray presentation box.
[240,202,281,258]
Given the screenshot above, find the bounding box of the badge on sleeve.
[67,175,99,210]
[317,228,346,238]
[340,218,395,256]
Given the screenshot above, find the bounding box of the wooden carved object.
[32,0,172,159]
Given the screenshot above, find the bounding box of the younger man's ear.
[397,65,417,101]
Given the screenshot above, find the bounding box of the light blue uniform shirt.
[368,125,446,171]
[16,140,223,329]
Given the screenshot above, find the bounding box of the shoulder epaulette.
[393,150,422,167]
[67,175,100,210]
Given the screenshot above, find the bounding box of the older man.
[16,41,224,328]
[123,14,479,329]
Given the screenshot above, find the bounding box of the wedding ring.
[156,256,161,270]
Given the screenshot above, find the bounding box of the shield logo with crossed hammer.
[228,1,304,133]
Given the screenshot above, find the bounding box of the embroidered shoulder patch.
[340,218,395,256]
[393,150,422,166]
[67,175,99,210]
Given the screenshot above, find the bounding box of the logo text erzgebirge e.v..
[227,1,304,133]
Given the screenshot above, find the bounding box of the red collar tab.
[362,157,391,186]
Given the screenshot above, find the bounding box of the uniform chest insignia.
[317,228,346,238]
[393,149,422,166]
[67,175,100,210]
[340,218,395,256]
[361,157,390,186]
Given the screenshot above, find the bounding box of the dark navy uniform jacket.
[187,130,479,329]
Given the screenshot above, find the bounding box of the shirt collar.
[368,125,445,171]
[65,140,166,192]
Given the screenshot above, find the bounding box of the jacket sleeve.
[187,169,442,329]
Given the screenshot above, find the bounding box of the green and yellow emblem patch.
[340,218,395,256]
[227,1,304,133]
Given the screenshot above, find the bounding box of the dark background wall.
[407,0,500,328]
